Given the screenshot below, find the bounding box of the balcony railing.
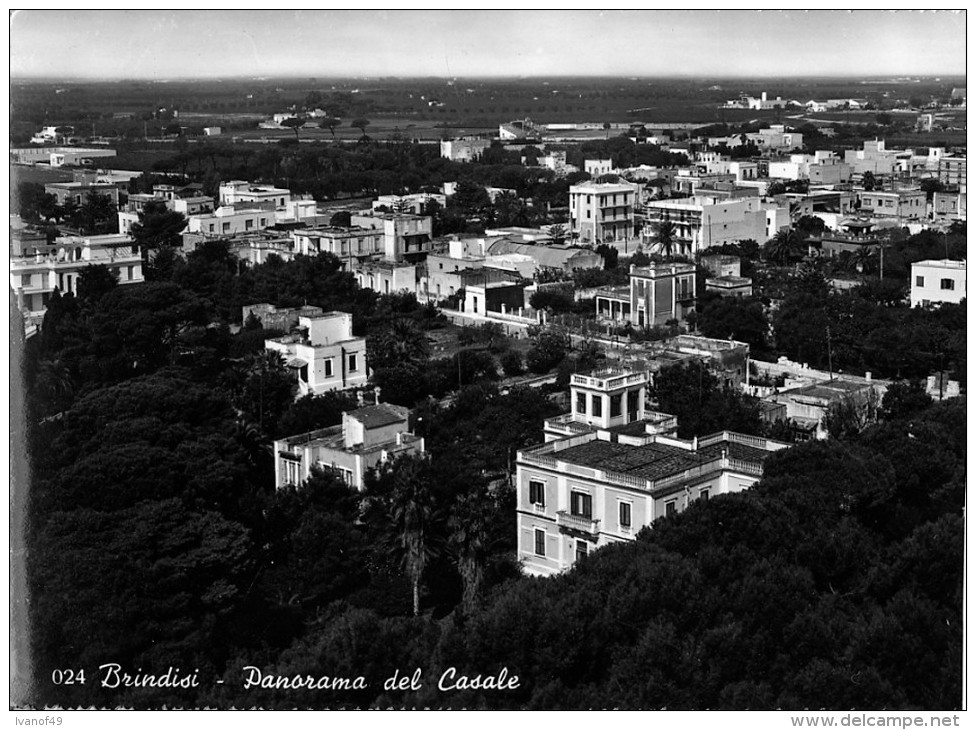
[556,511,600,535]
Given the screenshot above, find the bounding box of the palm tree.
[766,228,801,266]
[851,246,875,276]
[448,489,493,614]
[655,216,677,258]
[387,455,440,616]
[367,317,430,371]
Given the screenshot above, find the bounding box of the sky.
[8,10,968,80]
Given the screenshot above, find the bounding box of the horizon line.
[11,73,967,83]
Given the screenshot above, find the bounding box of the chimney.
[357,391,364,407]
[761,92,767,102]
[865,372,872,382]
[374,386,381,405]
[396,432,403,446]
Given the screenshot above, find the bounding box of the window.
[916,276,925,287]
[260,218,267,227]
[283,459,300,486]
[591,395,602,418]
[222,222,231,233]
[665,500,677,517]
[245,219,254,230]
[534,529,546,557]
[324,359,334,378]
[610,394,622,418]
[619,501,632,528]
[699,489,709,501]
[21,274,32,287]
[349,354,358,372]
[570,491,592,519]
[209,224,215,233]
[627,389,641,417]
[575,541,588,562]
[940,278,955,291]
[529,480,545,506]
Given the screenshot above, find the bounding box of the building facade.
[274,403,425,491]
[910,259,967,307]
[569,182,638,245]
[516,367,790,576]
[265,312,368,395]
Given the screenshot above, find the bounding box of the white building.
[219,181,292,207]
[517,367,790,576]
[569,181,638,245]
[584,159,615,177]
[440,138,491,162]
[910,259,967,307]
[10,228,144,322]
[274,403,425,490]
[265,312,369,395]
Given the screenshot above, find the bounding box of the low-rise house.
[584,159,615,177]
[706,275,753,298]
[483,238,603,274]
[910,259,966,307]
[517,366,790,576]
[858,189,926,221]
[274,403,425,490]
[700,254,741,278]
[352,259,418,296]
[763,378,880,441]
[931,191,966,223]
[595,263,696,328]
[464,281,528,317]
[265,311,368,395]
[291,226,383,259]
[372,192,446,215]
[242,303,324,332]
[440,137,491,162]
[45,180,121,208]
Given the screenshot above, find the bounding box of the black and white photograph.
[8,9,968,717]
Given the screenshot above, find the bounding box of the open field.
[12,75,965,142]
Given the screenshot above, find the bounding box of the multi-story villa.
[265,311,368,395]
[516,367,789,576]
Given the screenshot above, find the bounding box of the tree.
[698,296,768,349]
[525,326,571,374]
[765,228,802,266]
[319,116,342,140]
[76,264,119,306]
[279,116,305,141]
[546,223,567,246]
[351,118,371,142]
[862,171,877,192]
[654,216,677,258]
[449,489,494,614]
[651,361,762,438]
[379,454,441,616]
[603,121,611,139]
[72,191,118,234]
[129,202,188,254]
[367,317,430,372]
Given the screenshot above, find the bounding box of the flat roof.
[552,439,700,481]
[912,259,966,270]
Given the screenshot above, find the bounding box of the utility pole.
[826,324,833,380]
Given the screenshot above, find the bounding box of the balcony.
[556,510,600,536]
